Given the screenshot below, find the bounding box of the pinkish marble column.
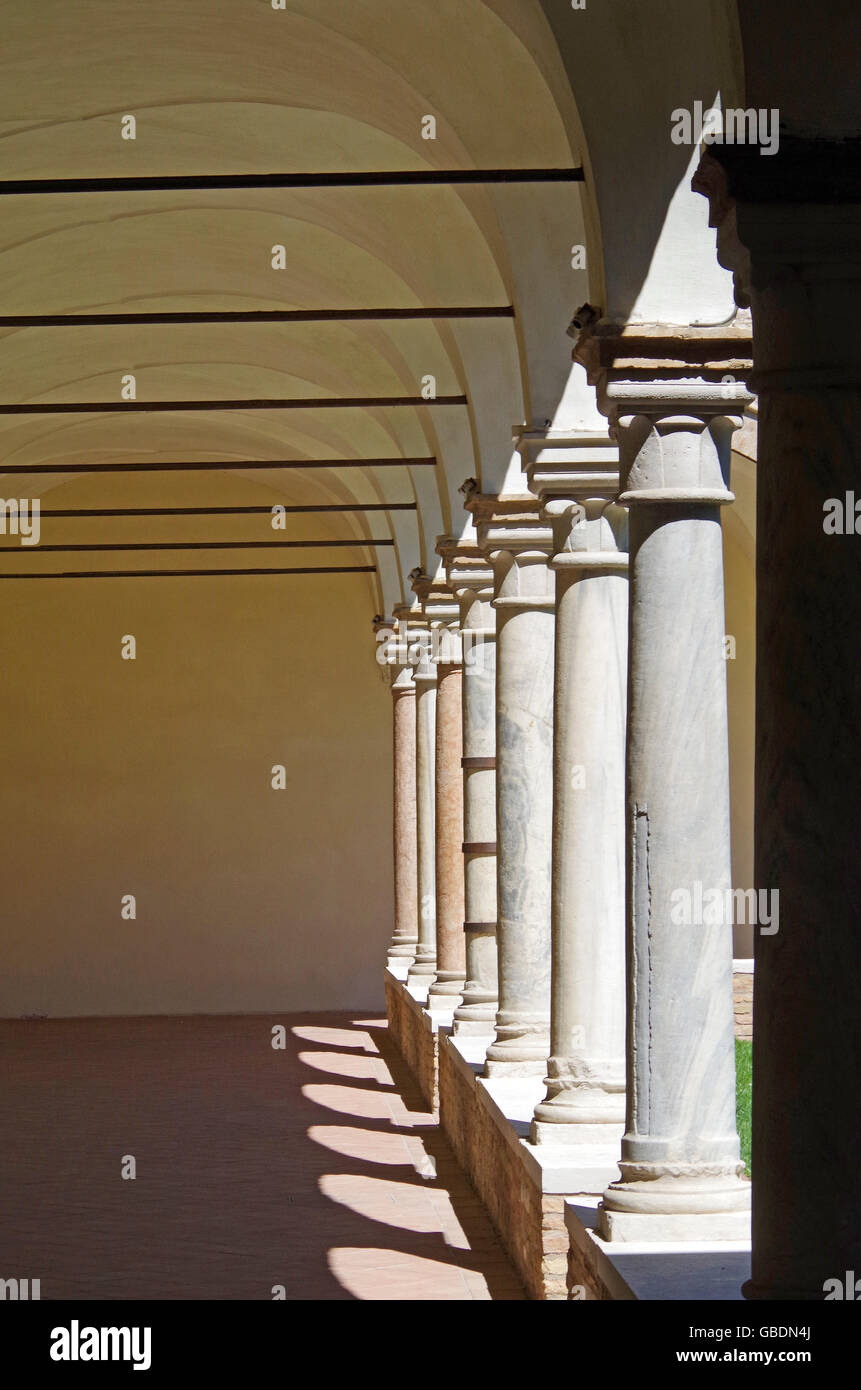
[389,665,418,963]
[406,627,438,983]
[428,643,466,1009]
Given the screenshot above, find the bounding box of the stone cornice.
[458,485,553,559]
[459,478,538,525]
[574,318,754,381]
[408,565,461,669]
[391,599,426,634]
[514,429,628,572]
[573,317,754,426]
[374,610,419,685]
[518,429,620,507]
[409,566,459,623]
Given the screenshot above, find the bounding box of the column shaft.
[407,641,437,981]
[597,400,749,1238]
[532,500,628,1142]
[485,541,555,1074]
[453,593,498,1033]
[388,670,418,962]
[428,659,466,1007]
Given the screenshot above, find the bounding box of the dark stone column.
[696,142,861,1298]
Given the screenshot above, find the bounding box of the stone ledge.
[564,1199,751,1301]
[385,969,754,1301]
[439,1031,621,1300]
[384,969,455,1113]
[443,1032,623,1194]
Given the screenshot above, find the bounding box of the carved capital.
[572,320,753,506]
[516,427,627,571]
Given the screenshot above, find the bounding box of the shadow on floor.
[0,1012,524,1300]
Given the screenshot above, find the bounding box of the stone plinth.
[564,1199,750,1301]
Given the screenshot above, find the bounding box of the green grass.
[735,1038,752,1177]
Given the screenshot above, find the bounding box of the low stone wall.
[733,964,754,1041]
[384,970,438,1111]
[564,1200,752,1300]
[565,1206,626,1300]
[439,1034,568,1300]
[385,969,749,1303]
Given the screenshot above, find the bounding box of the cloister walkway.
[0,1012,524,1300]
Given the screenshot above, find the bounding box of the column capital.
[519,427,619,504]
[409,567,461,667]
[520,428,628,573]
[435,534,493,592]
[373,612,417,688]
[573,320,753,507]
[408,566,457,619]
[461,488,554,558]
[574,318,754,416]
[374,603,426,681]
[458,479,554,611]
[435,535,495,648]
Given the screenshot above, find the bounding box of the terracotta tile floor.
[0,1013,525,1300]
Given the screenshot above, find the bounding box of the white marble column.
[407,612,437,984]
[577,324,753,1239]
[470,491,555,1075]
[522,435,629,1145]
[444,543,499,1035]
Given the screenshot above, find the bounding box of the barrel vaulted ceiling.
[0,0,743,615]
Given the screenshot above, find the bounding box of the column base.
[484,1015,550,1075]
[597,1163,751,1242]
[452,1014,497,1036]
[597,1206,751,1243]
[427,971,466,1011]
[452,989,497,1035]
[531,1119,625,1148]
[532,1069,626,1136]
[485,1042,550,1077]
[387,939,418,962]
[407,951,437,983]
[485,1058,548,1077]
